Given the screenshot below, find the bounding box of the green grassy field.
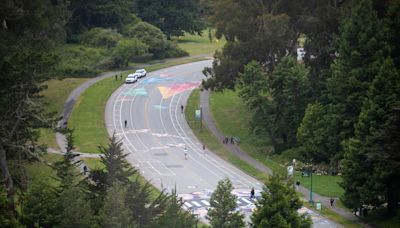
[68,76,124,153]
[25,153,63,187]
[210,90,285,175]
[303,201,362,228]
[176,29,225,56]
[38,78,89,149]
[209,89,344,197]
[294,172,344,197]
[185,89,269,183]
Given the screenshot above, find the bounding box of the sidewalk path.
[200,90,372,227]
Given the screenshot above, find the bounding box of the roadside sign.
[195,110,201,120]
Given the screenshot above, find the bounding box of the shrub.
[126,22,168,58]
[79,28,122,49]
[163,41,189,58]
[54,45,108,77]
[111,38,149,67]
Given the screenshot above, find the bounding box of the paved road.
[104,60,343,227]
[106,60,263,195]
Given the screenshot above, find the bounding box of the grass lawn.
[176,29,225,56]
[209,89,344,197]
[25,153,63,187]
[303,201,362,228]
[185,89,269,183]
[294,172,344,197]
[38,78,89,149]
[68,76,124,153]
[210,90,285,175]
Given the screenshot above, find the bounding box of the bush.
[162,41,189,58]
[79,28,122,49]
[54,45,108,77]
[126,22,168,58]
[111,38,149,67]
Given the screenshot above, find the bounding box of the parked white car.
[135,69,147,78]
[125,73,139,83]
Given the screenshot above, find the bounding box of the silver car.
[135,69,147,78]
[125,73,138,83]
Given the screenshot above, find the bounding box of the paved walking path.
[200,90,372,227]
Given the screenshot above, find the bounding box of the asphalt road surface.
[105,60,341,227]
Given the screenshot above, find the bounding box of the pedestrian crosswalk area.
[182,196,258,217]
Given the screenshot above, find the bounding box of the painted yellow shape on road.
[158,86,174,99]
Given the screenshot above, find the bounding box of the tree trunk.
[386,180,399,216]
[0,143,15,214]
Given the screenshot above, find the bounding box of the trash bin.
[316,202,322,210]
[362,208,368,217]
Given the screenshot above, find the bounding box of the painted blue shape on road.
[139,77,168,84]
[153,105,168,110]
[123,88,148,97]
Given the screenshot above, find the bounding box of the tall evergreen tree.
[251,174,311,228]
[126,179,169,227]
[153,189,198,228]
[99,181,135,228]
[98,133,137,187]
[0,0,68,216]
[298,0,390,163]
[53,129,81,191]
[238,57,308,152]
[206,178,245,228]
[59,186,94,228]
[22,183,61,227]
[86,134,137,213]
[341,58,400,215]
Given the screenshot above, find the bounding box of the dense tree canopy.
[205,0,400,217]
[66,0,134,37]
[251,174,311,227]
[206,178,245,228]
[135,0,205,38]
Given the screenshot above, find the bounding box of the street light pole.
[293,159,296,190]
[309,166,313,205]
[200,105,202,130]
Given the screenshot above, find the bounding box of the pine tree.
[99,133,137,186]
[153,189,198,228]
[53,129,81,191]
[59,186,94,228]
[298,0,390,163]
[126,179,169,227]
[251,174,311,228]
[99,181,135,228]
[22,183,61,227]
[206,178,245,228]
[341,58,400,215]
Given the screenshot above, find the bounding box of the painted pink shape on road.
[158,82,200,99]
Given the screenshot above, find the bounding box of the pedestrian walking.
[83,165,88,175]
[224,136,228,144]
[230,137,234,144]
[124,120,127,128]
[181,105,184,113]
[296,180,300,191]
[203,144,206,151]
[330,198,335,206]
[120,73,122,80]
[184,146,188,160]
[115,74,118,80]
[250,187,255,199]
